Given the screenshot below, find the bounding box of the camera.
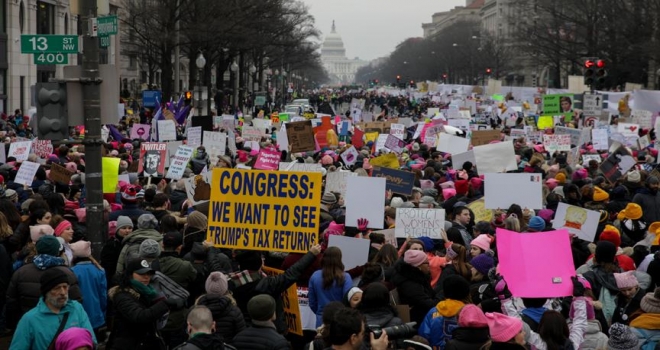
[368,322,417,339]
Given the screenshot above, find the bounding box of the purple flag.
[108,125,125,141]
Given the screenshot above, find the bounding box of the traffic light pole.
[81,0,105,258]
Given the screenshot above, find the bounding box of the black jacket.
[230,323,291,350]
[170,190,188,212]
[612,288,644,325]
[173,332,227,350]
[390,260,439,325]
[445,327,490,350]
[489,342,527,350]
[363,308,403,329]
[100,235,123,287]
[195,294,246,342]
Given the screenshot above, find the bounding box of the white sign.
[389,124,406,140]
[345,176,386,229]
[582,154,602,164]
[327,235,370,271]
[31,139,53,159]
[340,146,359,166]
[436,133,470,155]
[325,171,357,196]
[552,202,600,241]
[8,141,32,162]
[582,94,603,116]
[187,126,202,148]
[165,146,194,180]
[202,131,227,166]
[484,173,543,210]
[591,129,609,150]
[158,120,177,141]
[473,141,517,174]
[165,141,183,167]
[15,161,40,186]
[395,208,446,239]
[278,162,323,173]
[452,151,477,173]
[375,134,389,153]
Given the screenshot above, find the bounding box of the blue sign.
[371,166,415,195]
[142,90,162,108]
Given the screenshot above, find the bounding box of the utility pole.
[174,0,180,94]
[81,0,104,258]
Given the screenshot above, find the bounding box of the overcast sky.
[301,0,465,61]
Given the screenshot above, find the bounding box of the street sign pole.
[81,0,104,258]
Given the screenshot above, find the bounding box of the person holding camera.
[324,308,389,350]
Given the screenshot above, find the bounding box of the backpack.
[153,271,190,301]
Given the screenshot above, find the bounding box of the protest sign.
[262,267,303,336]
[390,124,405,140]
[599,145,635,183]
[542,94,575,120]
[192,116,213,131]
[221,115,235,130]
[340,146,359,166]
[412,122,426,140]
[638,134,651,150]
[451,151,477,174]
[345,176,386,229]
[157,120,177,141]
[375,134,389,153]
[187,126,202,148]
[496,228,574,297]
[131,124,151,140]
[470,130,501,146]
[31,139,53,159]
[278,162,323,173]
[436,133,470,155]
[252,118,272,132]
[371,229,398,248]
[50,163,74,184]
[138,142,167,177]
[328,235,371,271]
[395,208,446,239]
[552,202,600,242]
[467,199,493,224]
[369,153,399,169]
[617,123,640,136]
[202,131,227,166]
[286,120,315,153]
[14,161,39,186]
[185,171,212,206]
[8,141,32,162]
[555,126,589,147]
[102,157,120,192]
[591,129,609,150]
[165,141,182,167]
[484,173,543,210]
[371,166,414,195]
[384,134,405,154]
[207,169,322,253]
[325,171,357,196]
[241,126,263,142]
[352,128,364,149]
[254,148,281,170]
[582,154,601,164]
[473,142,517,174]
[542,134,572,152]
[165,146,194,180]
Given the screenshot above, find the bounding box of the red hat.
[455,179,469,195]
[600,226,621,247]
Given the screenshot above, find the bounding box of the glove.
[357,218,369,231]
[164,297,185,310]
[494,275,512,300]
[572,276,585,297]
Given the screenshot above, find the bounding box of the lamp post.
[282,69,287,106]
[249,64,257,93]
[230,60,239,112]
[195,52,206,116]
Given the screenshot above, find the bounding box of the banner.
[131,123,151,140]
[395,208,446,239]
[262,267,303,336]
[138,142,167,177]
[371,166,414,195]
[8,141,32,162]
[542,134,572,152]
[165,146,194,180]
[253,148,281,170]
[15,161,40,186]
[496,228,574,297]
[207,169,322,253]
[102,157,120,193]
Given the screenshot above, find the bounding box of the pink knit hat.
[485,312,523,342]
[459,304,489,327]
[55,327,94,350]
[440,181,455,189]
[420,179,434,190]
[70,240,91,258]
[471,234,492,252]
[470,177,483,190]
[614,271,638,289]
[545,178,558,191]
[30,224,55,243]
[404,249,428,267]
[443,188,457,200]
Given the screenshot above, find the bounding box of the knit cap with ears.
[205,271,228,295]
[458,304,488,328]
[485,312,523,342]
[614,271,638,290]
[70,240,91,258]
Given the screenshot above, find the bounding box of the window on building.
[64,13,68,34]
[37,1,55,34]
[19,1,25,33]
[19,76,24,112]
[129,55,137,70]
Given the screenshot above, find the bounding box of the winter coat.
[71,260,107,329]
[612,288,644,325]
[630,313,660,348]
[158,252,197,332]
[229,251,316,334]
[195,294,246,342]
[115,228,163,278]
[390,260,439,325]
[100,235,123,287]
[230,322,291,350]
[9,298,96,350]
[419,299,464,348]
[446,222,472,250]
[6,261,82,328]
[362,308,403,329]
[173,332,227,350]
[633,189,660,224]
[170,190,188,212]
[445,327,490,350]
[308,270,352,327]
[576,320,608,350]
[107,285,170,350]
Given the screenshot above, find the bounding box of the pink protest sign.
[131,124,151,140]
[496,228,574,298]
[254,148,281,170]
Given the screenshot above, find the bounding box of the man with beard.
[633,175,660,224]
[10,268,96,349]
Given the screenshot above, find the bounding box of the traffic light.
[584,59,596,86]
[442,73,448,82]
[36,82,68,140]
[531,74,538,88]
[595,59,607,89]
[486,68,492,76]
[184,91,193,106]
[374,79,379,85]
[396,75,401,83]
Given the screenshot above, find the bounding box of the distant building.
[320,21,368,85]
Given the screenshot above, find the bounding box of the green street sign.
[99,35,111,48]
[97,16,118,36]
[21,35,79,54]
[33,52,68,65]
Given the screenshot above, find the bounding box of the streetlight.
[230,60,239,112]
[195,52,206,116]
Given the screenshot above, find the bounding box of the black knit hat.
[40,268,69,296]
[595,241,617,264]
[443,275,470,301]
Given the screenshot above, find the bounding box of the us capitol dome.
[320,20,368,85]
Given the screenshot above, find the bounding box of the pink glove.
[357,218,369,231]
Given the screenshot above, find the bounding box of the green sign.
[542,94,575,121]
[21,35,79,53]
[97,15,118,36]
[33,52,68,65]
[99,35,111,48]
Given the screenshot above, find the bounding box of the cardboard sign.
[345,176,386,229]
[131,124,151,140]
[262,267,303,336]
[158,120,177,141]
[138,142,167,177]
[496,228,574,298]
[8,141,32,162]
[543,134,572,152]
[15,161,40,186]
[484,173,543,210]
[286,120,315,153]
[395,208,446,239]
[187,126,202,148]
[50,163,74,184]
[471,130,501,146]
[165,146,194,180]
[552,202,600,242]
[207,169,322,253]
[371,166,414,195]
[325,171,357,196]
[254,148,281,170]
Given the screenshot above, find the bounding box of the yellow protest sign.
[207,169,322,253]
[537,116,554,130]
[370,153,399,169]
[262,266,303,336]
[364,132,379,143]
[467,199,493,224]
[102,157,120,193]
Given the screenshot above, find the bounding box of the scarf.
[33,254,66,270]
[130,279,159,303]
[630,313,660,330]
[228,269,266,288]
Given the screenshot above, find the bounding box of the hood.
[123,228,163,245]
[363,309,395,328]
[197,294,234,317]
[108,285,140,301]
[585,320,603,334]
[435,299,464,317]
[187,332,225,348]
[392,260,430,285]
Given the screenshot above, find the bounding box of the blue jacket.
[71,261,107,329]
[418,299,464,349]
[308,270,352,327]
[10,298,96,350]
